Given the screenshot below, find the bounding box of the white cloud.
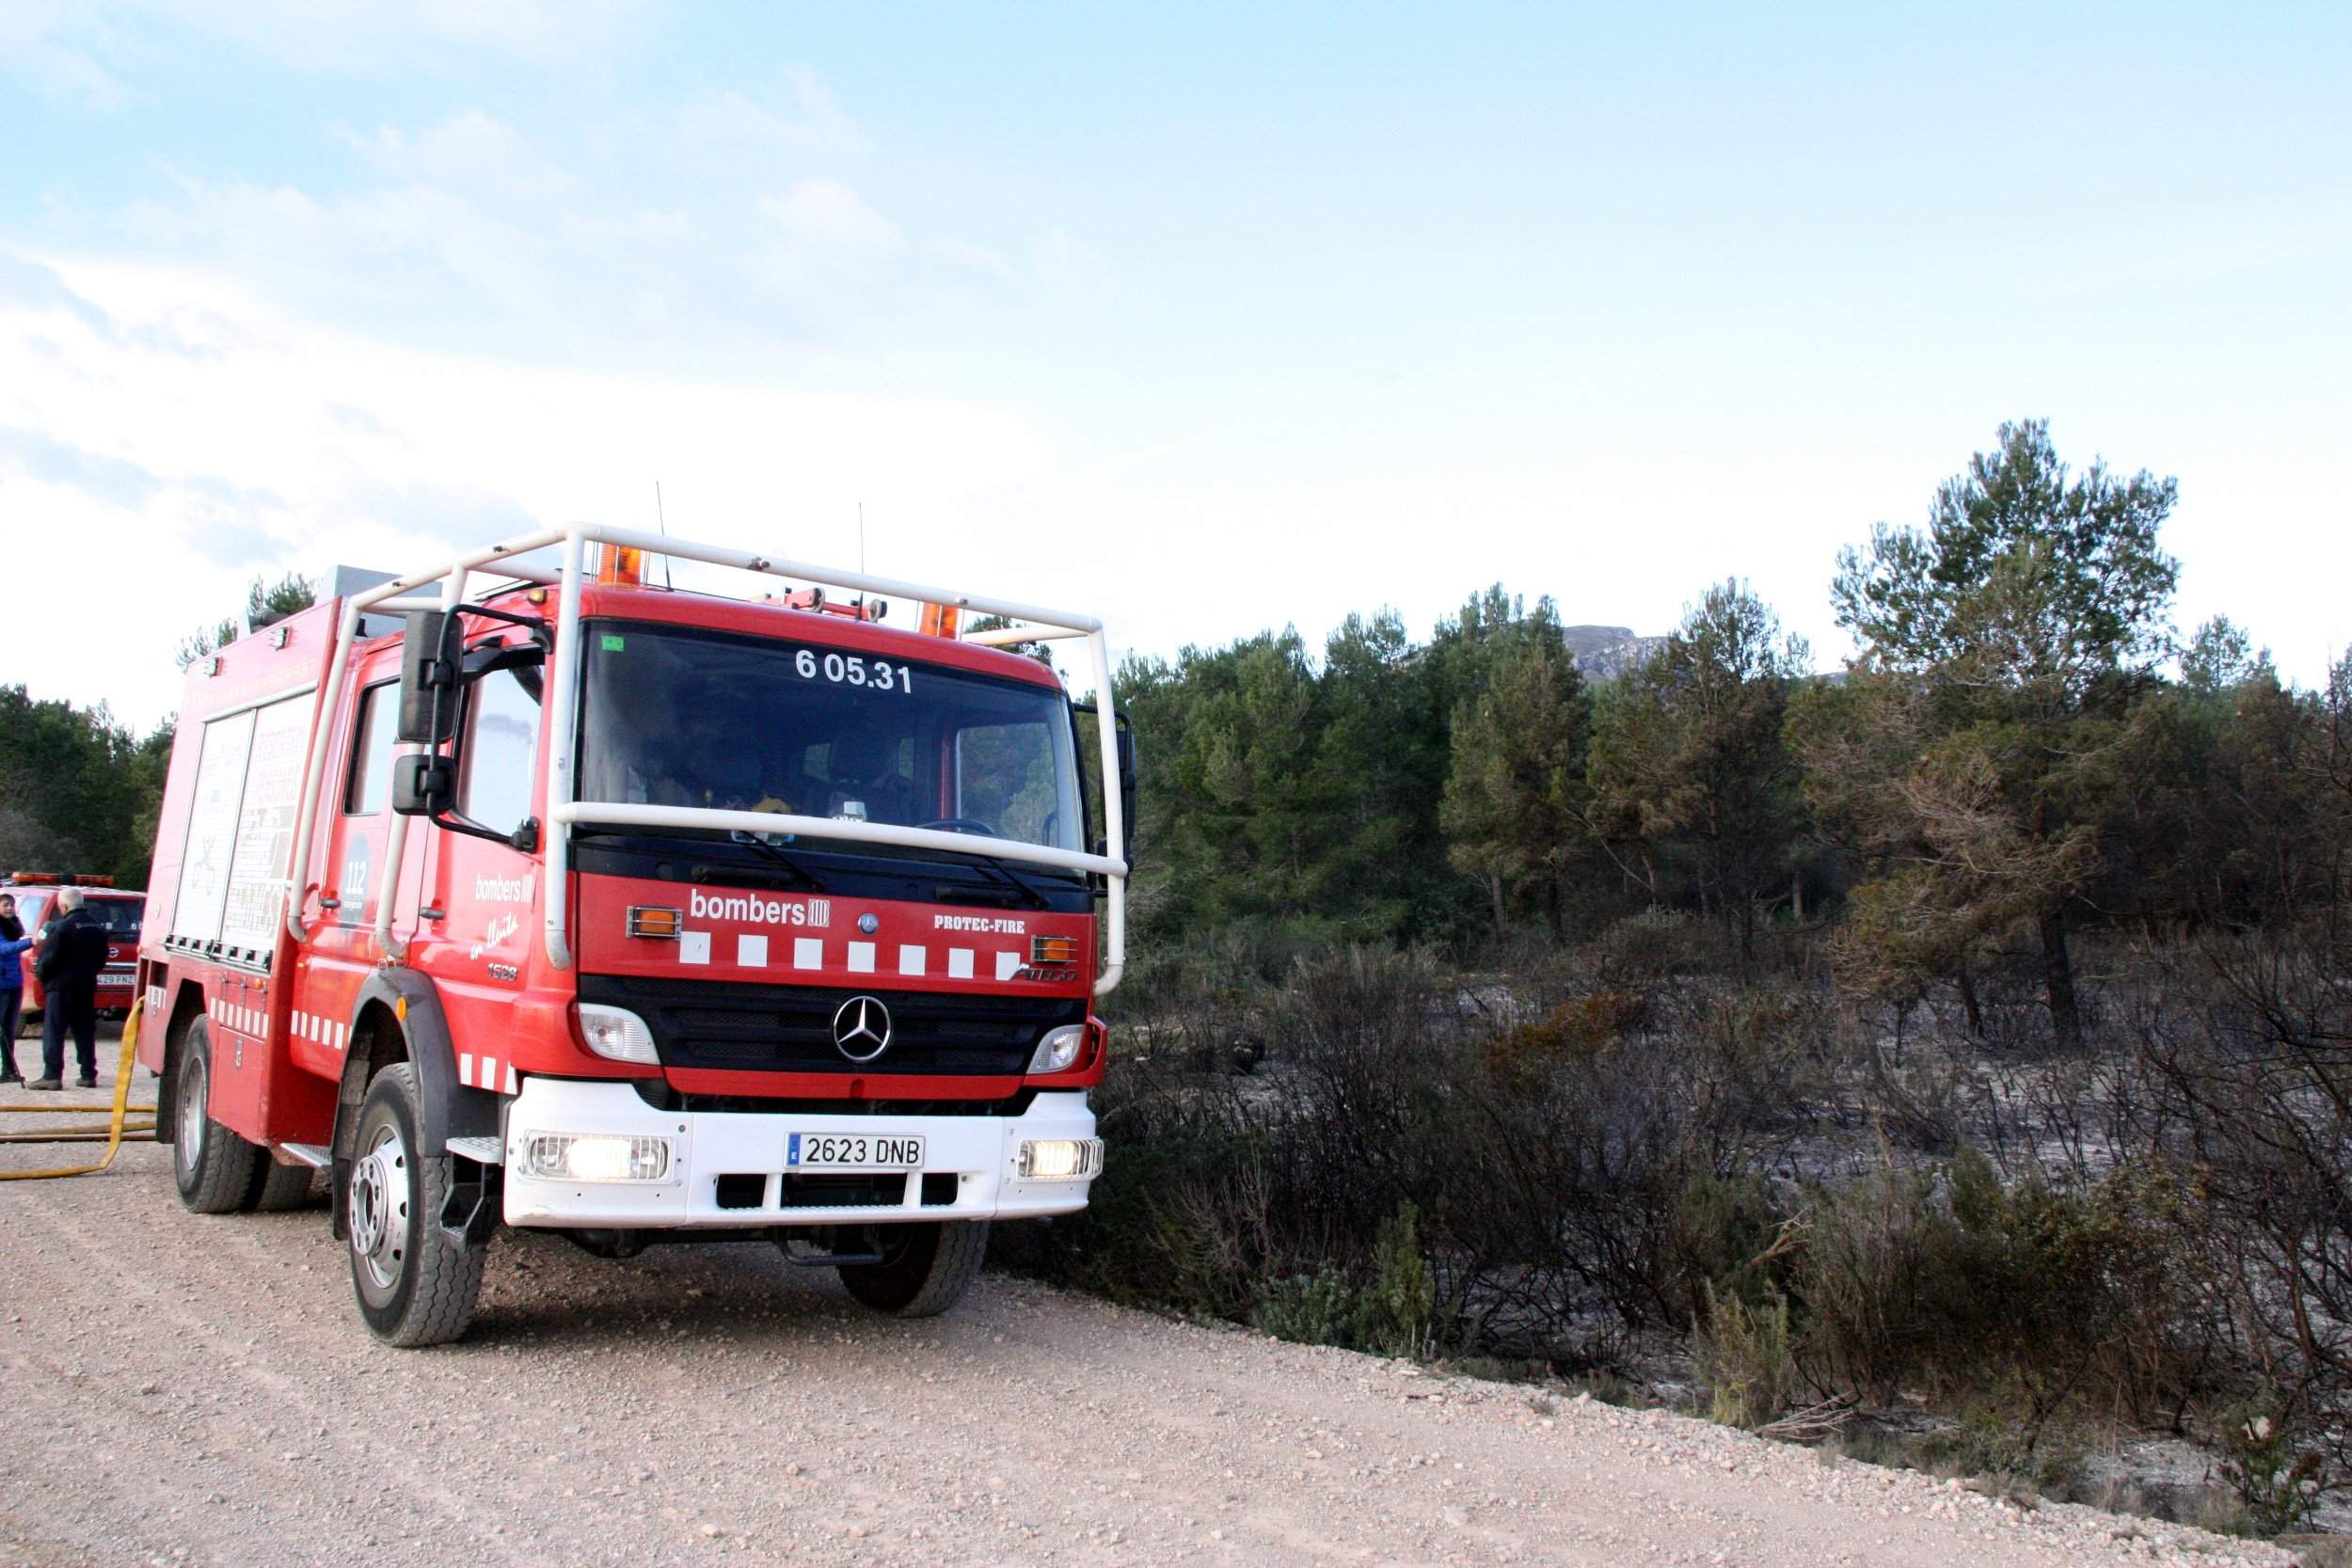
[1030,228,1107,293]
[755,179,901,287]
[68,76,937,357]
[344,110,580,203]
[679,68,865,159]
[20,0,656,79]
[0,254,1062,728]
[932,238,1021,289]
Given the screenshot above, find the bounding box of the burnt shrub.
[1009,944,1823,1365]
[1786,1148,2212,1422]
[2124,910,2352,1490]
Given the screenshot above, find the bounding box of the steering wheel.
[916,817,997,836]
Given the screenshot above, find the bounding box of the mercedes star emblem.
[831,994,893,1063]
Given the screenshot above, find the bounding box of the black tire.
[171,1021,261,1214]
[246,1158,317,1212]
[345,1064,486,1347]
[837,1221,989,1317]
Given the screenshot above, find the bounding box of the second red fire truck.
[133,526,1131,1345]
[4,874,144,1033]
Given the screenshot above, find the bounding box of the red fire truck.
[5,874,145,1032]
[134,526,1131,1345]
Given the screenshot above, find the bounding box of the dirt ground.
[0,1057,2300,1568]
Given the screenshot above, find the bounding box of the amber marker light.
[595,544,645,586]
[627,906,683,939]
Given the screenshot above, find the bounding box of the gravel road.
[0,1085,2299,1568]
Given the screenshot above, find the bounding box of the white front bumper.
[501,1076,1099,1229]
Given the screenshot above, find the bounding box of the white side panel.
[169,707,258,944]
[217,693,316,958]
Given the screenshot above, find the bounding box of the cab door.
[415,638,547,1092]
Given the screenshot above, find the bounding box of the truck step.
[446,1136,505,1165]
[278,1143,332,1168]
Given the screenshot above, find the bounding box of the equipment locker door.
[289,673,399,1079]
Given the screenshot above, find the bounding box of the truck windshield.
[577,623,1084,859]
[8,893,140,934]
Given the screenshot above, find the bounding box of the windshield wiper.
[954,853,1054,910]
[726,830,829,893]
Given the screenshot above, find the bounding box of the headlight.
[1017,1137,1103,1180]
[1028,1023,1086,1075]
[520,1133,674,1182]
[577,1003,659,1064]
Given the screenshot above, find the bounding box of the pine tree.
[1810,420,2180,1045]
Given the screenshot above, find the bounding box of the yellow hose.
[0,1001,156,1180]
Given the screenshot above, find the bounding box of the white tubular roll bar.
[282,522,1130,997]
[285,529,568,950]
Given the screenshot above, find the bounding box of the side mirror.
[390,752,455,816]
[1113,712,1138,829]
[1074,703,1140,865]
[395,610,459,744]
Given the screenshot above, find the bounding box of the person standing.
[0,893,30,1084]
[27,887,107,1091]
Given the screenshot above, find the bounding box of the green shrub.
[1359,1200,1436,1358]
[1693,1280,1797,1430]
[2211,1405,2324,1538]
[1253,1268,1359,1347]
[1250,1200,1434,1358]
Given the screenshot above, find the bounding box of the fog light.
[1017,1137,1102,1180]
[521,1133,673,1182]
[1027,1023,1086,1075]
[577,1003,659,1064]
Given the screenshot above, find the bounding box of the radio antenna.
[858,501,866,576]
[655,481,673,588]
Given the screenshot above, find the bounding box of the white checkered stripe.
[207,996,272,1039]
[675,937,1033,981]
[456,1053,520,1095]
[210,997,352,1053]
[291,1009,350,1053]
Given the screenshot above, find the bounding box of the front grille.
[781,1174,907,1208]
[715,1174,766,1210]
[580,974,1083,1078]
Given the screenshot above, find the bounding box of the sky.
[2,1,2348,731]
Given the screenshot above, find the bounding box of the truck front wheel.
[346,1064,486,1347]
[836,1220,989,1317]
[171,1021,260,1214]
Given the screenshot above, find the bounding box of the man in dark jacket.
[27,889,108,1090]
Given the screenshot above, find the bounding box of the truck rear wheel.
[346,1064,486,1347]
[836,1220,989,1317]
[246,1157,317,1212]
[171,1022,260,1214]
